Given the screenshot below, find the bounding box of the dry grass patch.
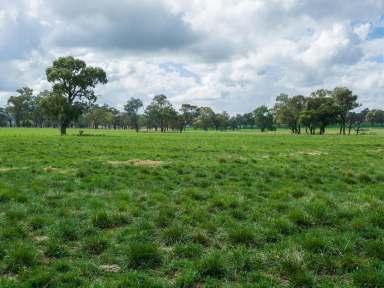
[0,167,17,173]
[0,167,29,173]
[43,166,75,175]
[33,235,49,242]
[279,150,328,157]
[99,264,121,273]
[107,159,163,167]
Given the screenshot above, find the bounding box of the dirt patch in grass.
[107,159,163,167]
[279,151,328,157]
[99,264,121,273]
[0,167,29,173]
[33,235,49,242]
[43,167,75,175]
[0,168,16,173]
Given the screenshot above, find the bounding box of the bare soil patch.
[107,159,163,167]
[99,264,121,273]
[43,166,75,175]
[0,168,16,173]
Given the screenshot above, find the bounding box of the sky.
[0,0,384,113]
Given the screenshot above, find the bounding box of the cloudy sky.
[1,0,384,113]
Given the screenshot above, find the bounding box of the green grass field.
[1,128,384,287]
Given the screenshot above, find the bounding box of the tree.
[46,56,107,135]
[31,90,50,128]
[242,112,255,129]
[195,107,215,131]
[6,87,34,127]
[145,95,173,132]
[274,94,305,134]
[40,92,85,129]
[303,90,338,135]
[253,106,274,132]
[366,109,384,127]
[348,108,369,135]
[228,116,239,130]
[124,98,143,132]
[180,104,198,131]
[213,111,230,131]
[84,104,104,129]
[0,107,10,127]
[332,87,359,135]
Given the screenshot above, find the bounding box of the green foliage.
[45,56,108,135]
[253,105,275,132]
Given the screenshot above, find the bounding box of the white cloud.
[354,22,372,40]
[300,24,361,67]
[0,0,384,112]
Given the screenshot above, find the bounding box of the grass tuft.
[5,244,39,273]
[92,211,131,229]
[125,241,163,269]
[198,251,228,278]
[228,225,256,246]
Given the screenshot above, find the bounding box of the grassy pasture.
[0,128,384,287]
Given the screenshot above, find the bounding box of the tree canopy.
[1,57,382,135]
[45,56,107,135]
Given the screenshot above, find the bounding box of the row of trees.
[0,56,383,135]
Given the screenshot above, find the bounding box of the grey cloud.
[293,0,384,21]
[0,12,43,60]
[1,0,384,113]
[46,0,198,51]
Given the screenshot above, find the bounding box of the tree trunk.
[60,123,67,136]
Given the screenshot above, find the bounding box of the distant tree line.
[0,56,383,135]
